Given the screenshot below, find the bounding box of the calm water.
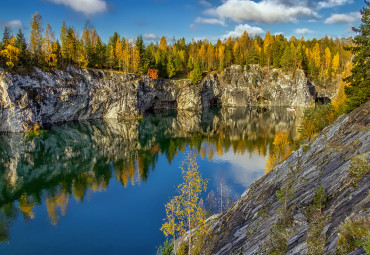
[0,107,300,255]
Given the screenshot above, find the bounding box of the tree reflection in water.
[0,107,301,240]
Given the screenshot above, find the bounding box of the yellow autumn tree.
[199,44,207,67]
[312,43,321,68]
[43,24,58,67]
[332,52,340,73]
[218,44,225,70]
[115,37,123,71]
[324,47,331,77]
[159,36,167,51]
[123,39,131,72]
[132,45,140,73]
[0,37,20,69]
[161,195,183,254]
[332,62,352,111]
[161,151,208,254]
[265,133,292,174]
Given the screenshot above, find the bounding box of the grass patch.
[348,154,370,187]
[336,216,370,254]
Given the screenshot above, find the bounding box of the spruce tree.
[1,26,11,47]
[136,35,145,74]
[344,1,370,112]
[15,29,28,68]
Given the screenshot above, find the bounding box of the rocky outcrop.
[195,102,370,255]
[0,65,315,132]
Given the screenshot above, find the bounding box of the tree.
[167,54,176,78]
[123,39,131,72]
[66,27,77,65]
[344,1,370,112]
[1,26,11,47]
[280,45,292,71]
[332,52,340,73]
[30,12,43,65]
[161,151,207,255]
[0,36,20,69]
[217,44,225,70]
[161,195,182,255]
[190,58,203,85]
[147,68,158,80]
[132,45,140,73]
[43,24,58,67]
[60,21,68,66]
[159,36,168,51]
[115,37,123,71]
[15,29,28,67]
[136,35,145,73]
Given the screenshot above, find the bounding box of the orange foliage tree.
[147,68,158,80]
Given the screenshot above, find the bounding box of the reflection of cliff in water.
[0,107,301,236]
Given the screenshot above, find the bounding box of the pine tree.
[167,54,176,78]
[191,58,203,85]
[15,29,28,67]
[1,26,11,47]
[280,45,292,71]
[344,1,370,112]
[66,27,77,65]
[136,35,145,74]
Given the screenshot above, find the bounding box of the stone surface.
[195,102,370,255]
[0,65,315,132]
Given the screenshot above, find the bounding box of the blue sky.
[0,0,366,43]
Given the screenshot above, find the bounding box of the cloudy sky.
[0,0,365,43]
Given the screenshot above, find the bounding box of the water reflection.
[0,107,301,244]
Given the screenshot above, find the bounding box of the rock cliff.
[195,102,370,255]
[0,65,314,132]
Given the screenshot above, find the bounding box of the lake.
[0,107,301,255]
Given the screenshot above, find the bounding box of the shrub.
[336,216,370,254]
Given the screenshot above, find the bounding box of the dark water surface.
[0,107,301,254]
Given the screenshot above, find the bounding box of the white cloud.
[317,0,353,9]
[199,0,212,7]
[47,0,108,15]
[195,17,226,26]
[324,12,361,24]
[143,33,160,41]
[212,150,266,188]
[223,24,264,38]
[206,0,316,24]
[294,28,314,34]
[5,20,22,29]
[189,24,198,31]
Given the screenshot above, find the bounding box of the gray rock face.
[0,65,315,132]
[196,102,370,255]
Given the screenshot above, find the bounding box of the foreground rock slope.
[197,102,369,255]
[0,65,314,132]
